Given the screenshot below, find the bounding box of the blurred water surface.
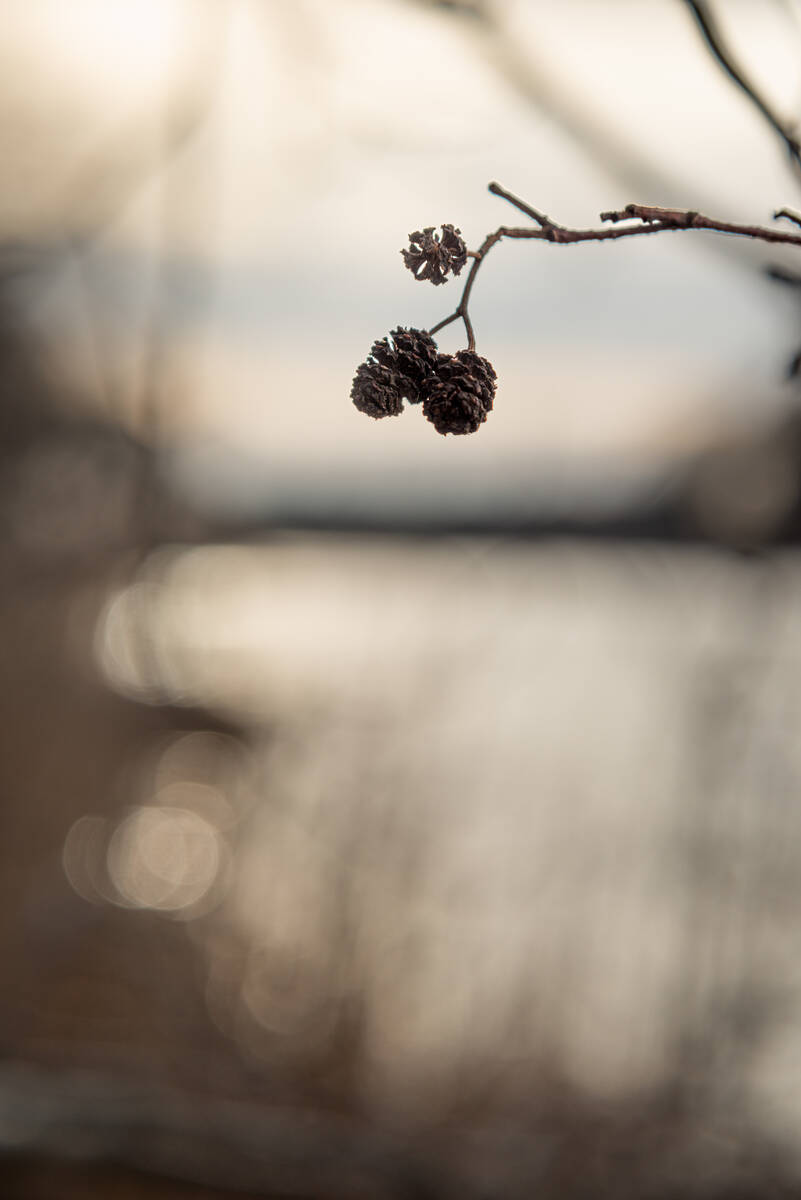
[71,535,801,1148]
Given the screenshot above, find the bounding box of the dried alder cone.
[401,224,467,286]
[352,211,499,435]
[350,359,405,419]
[353,177,801,437]
[423,350,496,436]
[351,330,496,436]
[367,327,440,404]
[351,327,439,418]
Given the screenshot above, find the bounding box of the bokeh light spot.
[106,805,223,916]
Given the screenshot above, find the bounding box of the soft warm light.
[62,814,114,905]
[27,0,189,97]
[94,580,175,703]
[106,805,223,915]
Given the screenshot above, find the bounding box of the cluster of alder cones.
[351,225,497,436]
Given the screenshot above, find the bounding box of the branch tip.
[488,181,554,229]
[775,208,801,230]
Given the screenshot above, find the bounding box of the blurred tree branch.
[406,0,781,274]
[681,0,801,179]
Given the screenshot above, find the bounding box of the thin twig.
[430,225,508,350]
[487,181,556,230]
[681,0,801,175]
[766,263,801,286]
[429,183,801,350]
[775,207,801,229]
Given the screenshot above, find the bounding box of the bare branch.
[681,0,801,177]
[429,184,801,350]
[766,262,801,286]
[598,202,801,245]
[775,207,801,229]
[473,2,753,264]
[429,310,462,336]
[487,181,556,231]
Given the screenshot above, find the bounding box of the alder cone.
[455,350,497,397]
[401,225,468,286]
[423,350,497,436]
[369,327,439,404]
[351,327,439,418]
[350,360,404,419]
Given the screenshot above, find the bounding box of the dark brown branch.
[598,203,801,246]
[681,0,801,175]
[420,0,778,276]
[775,207,801,229]
[488,181,556,230]
[766,263,801,287]
[429,184,801,351]
[430,224,509,350]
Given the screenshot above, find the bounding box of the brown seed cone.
[351,327,439,418]
[401,224,468,286]
[423,350,496,436]
[454,349,497,396]
[368,327,439,404]
[350,360,404,419]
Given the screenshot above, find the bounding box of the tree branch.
[681,0,801,176]
[429,183,801,350]
[487,181,556,230]
[775,206,801,229]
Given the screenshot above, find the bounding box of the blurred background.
[5,0,801,1195]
